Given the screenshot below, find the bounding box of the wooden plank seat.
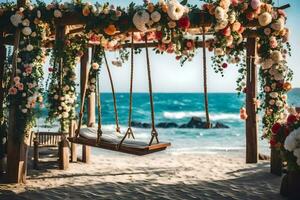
[33,132,62,169]
[68,127,171,156]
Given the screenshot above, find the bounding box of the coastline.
[0,150,283,200]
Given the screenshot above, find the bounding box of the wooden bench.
[33,132,62,169]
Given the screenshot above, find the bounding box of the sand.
[0,149,284,200]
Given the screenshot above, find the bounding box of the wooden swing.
[68,33,170,155]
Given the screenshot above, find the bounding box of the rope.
[103,51,121,133]
[202,26,211,128]
[145,33,159,146]
[95,72,102,143]
[118,33,136,149]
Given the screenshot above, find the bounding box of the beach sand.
[0,149,284,200]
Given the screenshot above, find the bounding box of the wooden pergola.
[0,0,289,183]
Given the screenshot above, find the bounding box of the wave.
[163,111,240,121]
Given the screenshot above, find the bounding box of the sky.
[2,0,299,93]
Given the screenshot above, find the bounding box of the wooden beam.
[69,120,77,162]
[80,48,91,164]
[245,37,258,164]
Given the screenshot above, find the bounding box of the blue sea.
[37,91,300,155]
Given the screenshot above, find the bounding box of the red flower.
[178,16,190,29]
[243,87,247,93]
[48,67,54,72]
[270,137,277,147]
[155,31,163,40]
[221,27,231,36]
[222,63,228,68]
[271,122,281,134]
[287,114,298,125]
[175,56,181,60]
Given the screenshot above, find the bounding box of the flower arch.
[0,0,293,182]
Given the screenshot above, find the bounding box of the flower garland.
[0,0,293,142]
[7,6,47,140]
[47,34,88,130]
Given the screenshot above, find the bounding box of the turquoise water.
[37,91,300,155]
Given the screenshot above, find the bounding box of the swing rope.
[118,33,135,148]
[103,51,121,133]
[145,33,159,146]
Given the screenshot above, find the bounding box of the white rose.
[269,99,275,105]
[276,100,283,107]
[21,108,28,113]
[133,10,150,32]
[215,6,226,21]
[258,12,272,27]
[269,92,278,98]
[151,11,161,23]
[37,10,41,18]
[215,20,228,31]
[293,149,300,159]
[10,13,23,27]
[284,132,297,151]
[271,18,285,31]
[54,9,62,18]
[22,27,32,36]
[214,48,225,56]
[271,50,283,63]
[167,0,185,21]
[228,12,236,24]
[54,94,59,100]
[26,44,34,51]
[22,19,30,26]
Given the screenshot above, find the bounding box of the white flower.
[228,12,236,24]
[293,148,300,159]
[269,92,279,98]
[271,17,285,31]
[276,100,283,107]
[54,95,59,100]
[22,27,32,36]
[274,72,284,81]
[297,158,300,167]
[26,44,34,51]
[22,19,30,26]
[214,48,225,56]
[133,10,150,32]
[271,50,283,63]
[151,11,161,23]
[269,99,275,105]
[214,20,228,31]
[10,13,23,27]
[215,6,226,21]
[90,78,96,84]
[54,9,62,18]
[167,0,186,21]
[284,128,300,151]
[31,32,37,37]
[258,12,272,27]
[21,108,28,113]
[288,107,297,115]
[37,10,41,18]
[17,58,22,63]
[261,59,273,70]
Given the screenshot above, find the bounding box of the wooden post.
[55,24,70,170]
[69,120,77,162]
[0,32,6,175]
[245,37,258,164]
[6,0,30,183]
[80,48,92,163]
[271,148,282,176]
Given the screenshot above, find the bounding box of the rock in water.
[214,122,229,129]
[156,122,178,128]
[185,117,207,128]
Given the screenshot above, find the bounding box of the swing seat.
[68,127,171,156]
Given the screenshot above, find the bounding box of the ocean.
[37,91,300,156]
